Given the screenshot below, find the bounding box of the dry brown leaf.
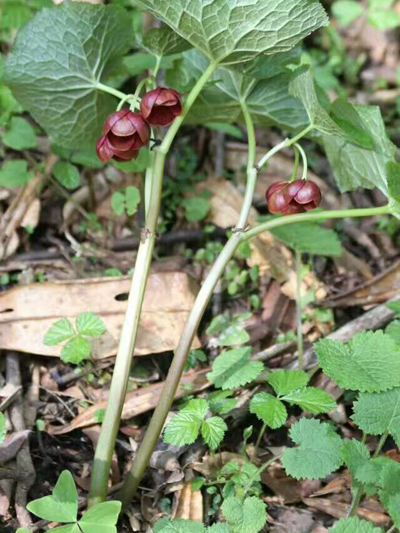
[323,260,400,308]
[302,498,390,527]
[0,430,30,466]
[262,463,320,504]
[0,272,200,358]
[47,367,210,435]
[173,482,203,522]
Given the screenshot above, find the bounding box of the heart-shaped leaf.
[5,2,132,148]
[134,0,328,65]
[27,470,78,523]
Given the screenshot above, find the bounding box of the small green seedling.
[111,186,140,216]
[0,412,6,445]
[44,312,106,364]
[27,470,121,533]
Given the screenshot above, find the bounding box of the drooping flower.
[140,87,182,126]
[266,179,322,216]
[96,110,150,163]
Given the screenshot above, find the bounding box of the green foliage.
[332,0,400,29]
[44,312,106,364]
[250,393,287,429]
[53,162,80,190]
[267,369,309,396]
[134,0,328,65]
[220,461,262,499]
[328,517,383,533]
[221,496,267,533]
[207,347,264,390]
[0,411,6,445]
[271,222,342,256]
[111,186,141,217]
[5,2,133,148]
[206,314,250,347]
[0,159,33,188]
[163,398,227,450]
[386,320,400,344]
[208,390,237,415]
[352,388,400,446]
[323,105,397,194]
[332,1,364,26]
[341,439,371,482]
[182,197,211,222]
[2,116,37,150]
[315,331,400,392]
[282,418,343,479]
[27,470,121,533]
[250,369,335,429]
[139,26,192,57]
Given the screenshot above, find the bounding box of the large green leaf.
[140,26,192,57]
[271,222,342,256]
[79,501,121,533]
[5,2,132,149]
[323,105,397,194]
[134,0,328,65]
[329,517,383,533]
[168,49,307,129]
[249,393,287,429]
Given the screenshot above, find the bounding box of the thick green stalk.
[295,250,304,369]
[89,63,218,506]
[117,101,257,506]
[118,202,391,505]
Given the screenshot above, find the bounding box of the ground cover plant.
[1,0,400,532]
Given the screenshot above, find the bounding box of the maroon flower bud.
[266,179,322,216]
[96,110,150,163]
[140,87,182,126]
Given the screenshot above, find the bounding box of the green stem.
[348,429,390,518]
[255,422,267,449]
[290,147,300,182]
[243,453,282,498]
[295,250,304,370]
[152,55,162,80]
[116,100,257,506]
[294,143,308,180]
[96,82,128,101]
[88,61,219,507]
[242,206,391,242]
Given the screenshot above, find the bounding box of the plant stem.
[96,82,128,101]
[348,429,390,518]
[243,453,283,498]
[117,100,257,506]
[255,422,267,449]
[88,61,219,507]
[295,250,304,369]
[242,205,391,242]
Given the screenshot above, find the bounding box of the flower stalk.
[88,61,218,506]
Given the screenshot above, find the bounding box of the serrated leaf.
[44,318,75,346]
[341,439,370,480]
[386,320,400,345]
[164,399,208,447]
[282,418,343,480]
[387,494,400,528]
[154,518,205,533]
[379,459,400,508]
[207,347,264,390]
[249,393,287,429]
[324,105,397,194]
[353,456,391,486]
[267,370,309,396]
[5,2,132,149]
[218,325,250,347]
[328,517,383,533]
[282,387,337,414]
[221,496,267,533]
[27,470,78,523]
[352,388,400,446]
[76,312,106,338]
[0,412,5,445]
[79,501,121,533]
[207,525,231,533]
[134,0,328,65]
[3,116,37,150]
[53,162,80,190]
[271,223,342,256]
[201,416,227,450]
[315,331,400,392]
[0,159,34,188]
[208,390,237,415]
[61,336,92,364]
[141,26,192,57]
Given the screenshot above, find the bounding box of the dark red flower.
[140,87,182,126]
[96,110,150,163]
[266,179,322,216]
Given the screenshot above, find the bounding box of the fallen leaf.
[173,482,203,522]
[0,272,200,358]
[0,430,30,465]
[302,498,389,527]
[47,367,210,435]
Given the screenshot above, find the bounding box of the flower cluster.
[96,87,182,163]
[266,179,322,216]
